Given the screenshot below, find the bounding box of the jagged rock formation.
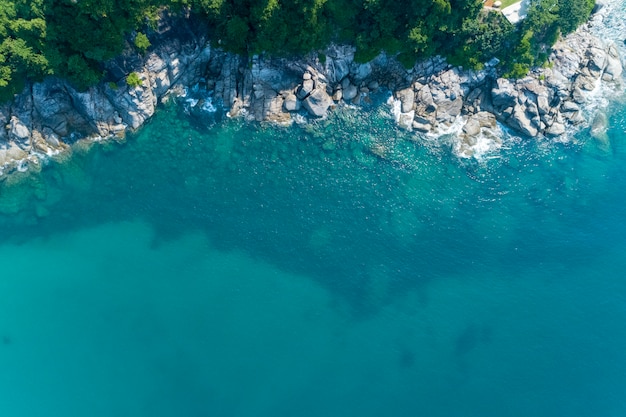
[0,13,212,173]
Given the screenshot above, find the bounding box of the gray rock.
[412,121,431,133]
[9,116,30,141]
[395,88,415,113]
[326,58,349,84]
[435,97,462,121]
[462,118,481,136]
[41,128,61,148]
[105,78,156,130]
[545,69,571,96]
[586,46,607,73]
[302,87,333,117]
[146,54,171,95]
[397,110,414,130]
[566,110,586,124]
[545,122,566,137]
[417,85,435,108]
[323,44,354,84]
[602,44,623,80]
[414,114,432,124]
[342,83,358,102]
[507,105,538,137]
[473,111,497,128]
[526,101,539,117]
[0,142,28,165]
[521,78,547,97]
[283,92,301,112]
[537,95,550,115]
[492,79,518,109]
[351,62,372,81]
[561,101,580,113]
[575,74,597,91]
[297,79,315,99]
[572,87,586,104]
[591,111,608,138]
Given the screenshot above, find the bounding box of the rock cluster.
[0,14,212,173]
[1,5,624,173]
[202,4,623,151]
[488,31,623,140]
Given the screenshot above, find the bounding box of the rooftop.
[501,0,530,24]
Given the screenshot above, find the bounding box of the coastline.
[0,1,624,178]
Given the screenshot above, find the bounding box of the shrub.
[126,72,143,88]
[134,32,151,53]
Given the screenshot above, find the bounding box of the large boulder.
[296,79,315,99]
[395,88,415,113]
[545,121,566,137]
[545,69,571,96]
[462,118,481,136]
[416,85,435,109]
[145,53,171,96]
[537,95,551,115]
[302,87,333,117]
[397,110,414,130]
[283,92,301,112]
[586,46,608,74]
[8,116,30,142]
[435,97,462,121]
[602,44,623,81]
[342,80,358,102]
[491,78,518,109]
[590,111,608,139]
[472,111,496,128]
[351,62,372,81]
[507,105,538,137]
[462,112,497,137]
[324,45,353,84]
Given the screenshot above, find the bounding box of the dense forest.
[0,0,596,101]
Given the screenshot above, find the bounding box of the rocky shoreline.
[1,2,624,176]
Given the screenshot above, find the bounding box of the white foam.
[201,98,217,113]
[387,97,403,124]
[16,159,29,172]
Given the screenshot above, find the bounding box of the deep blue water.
[1,99,626,416]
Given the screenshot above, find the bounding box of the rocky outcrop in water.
[1,3,624,173]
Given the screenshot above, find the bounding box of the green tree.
[134,32,151,52]
[126,71,143,87]
[558,0,594,34]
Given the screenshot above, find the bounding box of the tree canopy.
[0,0,596,101]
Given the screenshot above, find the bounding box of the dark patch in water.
[399,348,415,369]
[455,324,492,357]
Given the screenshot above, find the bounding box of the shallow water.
[1,100,626,416]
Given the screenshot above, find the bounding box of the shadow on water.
[2,102,626,317]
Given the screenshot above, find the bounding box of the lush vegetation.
[0,0,596,101]
[0,0,163,100]
[503,0,596,77]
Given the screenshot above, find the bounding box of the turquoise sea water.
[1,98,626,416]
